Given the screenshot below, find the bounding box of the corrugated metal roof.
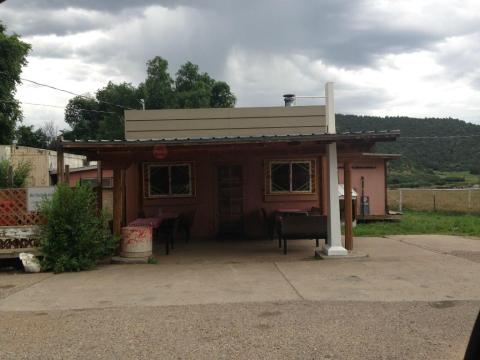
[61,130,400,148]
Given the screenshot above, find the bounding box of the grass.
[389,169,480,189]
[434,170,480,187]
[353,211,480,237]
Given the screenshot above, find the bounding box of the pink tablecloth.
[129,213,178,228]
[276,208,308,214]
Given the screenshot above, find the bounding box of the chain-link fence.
[388,188,480,213]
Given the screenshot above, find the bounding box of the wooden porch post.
[57,148,64,184]
[344,161,353,250]
[137,163,144,216]
[113,168,125,237]
[96,161,103,212]
[64,165,70,186]
[320,156,328,215]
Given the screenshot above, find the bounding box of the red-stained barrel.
[120,226,153,258]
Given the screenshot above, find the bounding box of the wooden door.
[216,164,244,236]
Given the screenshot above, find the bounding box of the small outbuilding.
[59,83,399,255]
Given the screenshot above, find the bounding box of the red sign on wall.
[153,144,168,160]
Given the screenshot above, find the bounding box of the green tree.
[39,183,118,273]
[211,81,236,108]
[140,56,175,109]
[15,124,49,148]
[175,61,214,108]
[64,82,141,140]
[64,96,102,140]
[63,56,236,140]
[96,81,141,139]
[0,22,31,144]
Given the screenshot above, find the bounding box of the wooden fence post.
[64,165,70,186]
[399,189,403,212]
[57,149,64,184]
[433,191,436,212]
[96,161,103,213]
[468,189,472,212]
[7,165,13,187]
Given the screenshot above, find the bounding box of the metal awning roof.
[60,130,400,149]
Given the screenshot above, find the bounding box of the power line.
[0,99,118,115]
[399,134,480,139]
[0,70,134,110]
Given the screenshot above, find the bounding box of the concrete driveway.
[1,235,479,359]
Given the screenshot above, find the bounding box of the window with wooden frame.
[265,159,316,194]
[144,163,194,198]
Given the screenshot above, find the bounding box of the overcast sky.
[1,0,480,129]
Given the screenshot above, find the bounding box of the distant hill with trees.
[336,115,480,188]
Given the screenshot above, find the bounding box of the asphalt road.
[0,300,478,360]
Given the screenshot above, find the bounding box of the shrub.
[38,183,118,273]
[0,159,32,188]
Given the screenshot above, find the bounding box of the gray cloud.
[1,0,480,126]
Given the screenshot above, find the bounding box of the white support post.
[322,82,347,256]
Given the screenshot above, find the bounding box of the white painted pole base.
[322,244,348,256]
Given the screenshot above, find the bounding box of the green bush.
[0,159,32,188]
[38,183,119,273]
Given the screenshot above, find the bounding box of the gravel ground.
[1,300,478,360]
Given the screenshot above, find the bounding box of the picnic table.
[128,212,178,228]
[275,208,309,216]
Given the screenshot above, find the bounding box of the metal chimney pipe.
[283,94,296,107]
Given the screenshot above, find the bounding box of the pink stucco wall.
[68,169,113,187]
[122,146,388,239]
[338,159,386,216]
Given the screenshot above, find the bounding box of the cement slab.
[314,248,369,260]
[0,235,479,312]
[0,262,300,311]
[111,256,149,264]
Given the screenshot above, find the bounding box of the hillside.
[336,115,480,188]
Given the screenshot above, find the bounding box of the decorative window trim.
[265,159,316,195]
[143,162,195,198]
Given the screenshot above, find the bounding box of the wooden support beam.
[57,149,64,184]
[317,156,323,213]
[384,159,388,215]
[321,156,328,215]
[344,161,353,251]
[64,165,70,186]
[112,168,124,237]
[96,161,103,213]
[137,163,144,216]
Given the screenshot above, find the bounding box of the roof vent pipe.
[283,94,295,107]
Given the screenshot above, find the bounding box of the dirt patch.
[428,301,457,309]
[258,310,282,318]
[450,251,480,263]
[0,284,15,289]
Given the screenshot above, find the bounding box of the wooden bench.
[0,226,40,259]
[279,215,328,255]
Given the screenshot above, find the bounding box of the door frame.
[213,162,245,237]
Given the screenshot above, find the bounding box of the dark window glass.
[150,166,169,195]
[271,163,290,192]
[292,162,311,191]
[171,165,190,194]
